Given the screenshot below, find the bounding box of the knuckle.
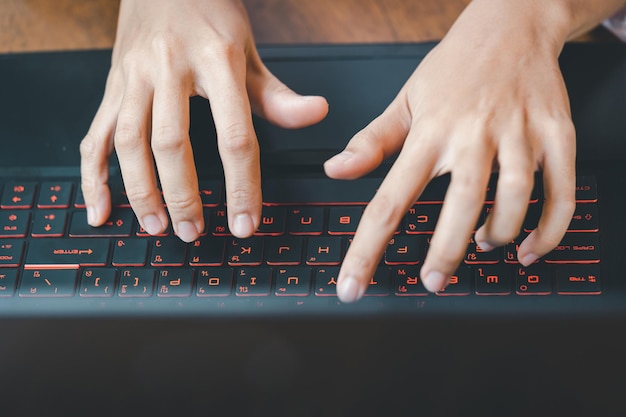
[114,122,145,151]
[205,41,244,65]
[151,126,189,154]
[80,178,99,200]
[150,32,180,65]
[164,192,201,213]
[226,187,256,209]
[219,124,257,155]
[498,170,534,195]
[120,51,142,74]
[543,117,576,144]
[125,188,158,209]
[79,132,104,160]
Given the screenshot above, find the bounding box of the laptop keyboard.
[0,175,601,314]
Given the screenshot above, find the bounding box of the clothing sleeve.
[603,6,626,41]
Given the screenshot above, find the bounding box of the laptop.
[0,42,625,415]
[0,42,624,317]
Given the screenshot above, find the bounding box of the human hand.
[325,1,577,302]
[80,0,328,242]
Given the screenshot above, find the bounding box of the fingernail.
[326,151,353,166]
[520,253,539,266]
[175,221,200,243]
[232,214,254,237]
[337,277,364,303]
[86,206,96,225]
[476,239,494,252]
[142,214,163,236]
[423,271,448,293]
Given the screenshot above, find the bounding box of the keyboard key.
[112,238,148,266]
[288,207,324,235]
[385,235,422,265]
[364,268,391,296]
[327,206,363,235]
[1,182,36,209]
[393,266,429,296]
[25,238,110,268]
[188,236,225,266]
[0,240,24,267]
[150,238,187,267]
[504,236,524,264]
[235,267,272,296]
[69,209,134,237]
[474,266,512,295]
[265,236,303,265]
[575,176,597,203]
[274,267,312,296]
[516,265,552,295]
[0,270,18,297]
[556,266,601,295]
[256,206,286,236]
[37,182,73,208]
[465,237,501,265]
[196,268,233,297]
[314,267,339,296]
[118,268,155,297]
[79,268,117,297]
[31,211,67,237]
[568,204,599,232]
[0,211,30,238]
[156,269,194,297]
[227,237,264,266]
[544,234,600,264]
[436,267,471,296]
[405,204,440,234]
[209,208,230,236]
[19,269,78,297]
[306,236,342,265]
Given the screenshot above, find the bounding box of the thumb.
[247,58,328,129]
[324,100,411,180]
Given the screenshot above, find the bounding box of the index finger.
[336,135,437,303]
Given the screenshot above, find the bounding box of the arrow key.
[31,211,68,237]
[1,182,37,209]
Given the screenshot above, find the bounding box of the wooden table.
[0,0,615,54]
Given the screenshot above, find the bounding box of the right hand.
[80,0,328,242]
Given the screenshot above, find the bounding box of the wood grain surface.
[0,0,615,54]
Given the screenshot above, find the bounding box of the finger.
[518,122,576,265]
[80,73,124,226]
[247,54,328,129]
[420,137,496,292]
[151,76,203,243]
[475,135,535,251]
[205,49,261,238]
[336,130,437,303]
[114,79,168,236]
[324,99,411,180]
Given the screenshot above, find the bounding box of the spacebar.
[25,239,110,269]
[262,178,383,205]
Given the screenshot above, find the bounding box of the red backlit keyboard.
[0,175,601,315]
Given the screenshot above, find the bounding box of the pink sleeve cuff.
[604,6,626,42]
